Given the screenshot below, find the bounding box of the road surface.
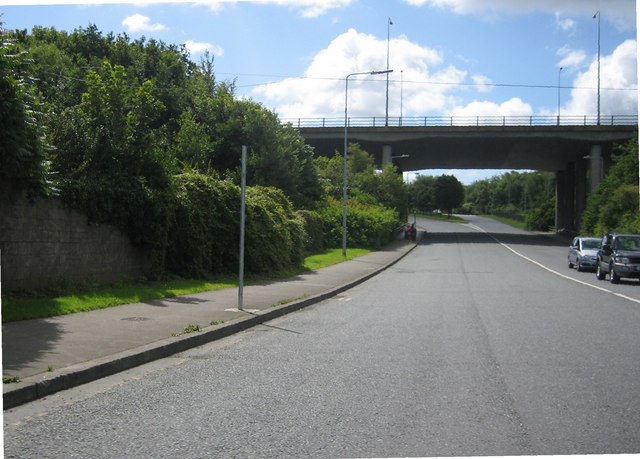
[5,216,640,457]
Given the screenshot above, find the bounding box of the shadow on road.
[421,231,570,247]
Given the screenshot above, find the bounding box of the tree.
[314,142,408,217]
[52,60,174,276]
[463,171,555,226]
[369,164,408,222]
[409,175,436,213]
[0,24,51,196]
[581,135,639,234]
[434,175,464,215]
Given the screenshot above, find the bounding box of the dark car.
[568,236,601,271]
[596,233,640,284]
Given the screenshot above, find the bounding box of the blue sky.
[0,0,637,184]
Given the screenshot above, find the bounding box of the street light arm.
[346,69,393,80]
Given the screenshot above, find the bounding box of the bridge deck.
[297,122,638,171]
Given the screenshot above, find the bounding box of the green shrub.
[594,185,639,235]
[244,186,307,274]
[320,197,399,249]
[525,197,555,231]
[581,135,638,233]
[298,209,324,253]
[167,175,308,278]
[167,171,239,278]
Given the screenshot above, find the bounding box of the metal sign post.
[238,145,247,311]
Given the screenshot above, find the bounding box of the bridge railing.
[282,114,638,128]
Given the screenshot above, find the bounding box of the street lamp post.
[557,67,563,125]
[593,11,601,125]
[413,172,420,226]
[343,69,393,256]
[385,17,392,127]
[400,69,404,126]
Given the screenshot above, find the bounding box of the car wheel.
[568,258,574,269]
[596,262,606,280]
[610,263,620,284]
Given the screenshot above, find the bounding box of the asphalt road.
[5,216,640,458]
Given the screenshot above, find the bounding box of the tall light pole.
[343,69,393,256]
[400,69,404,126]
[385,17,392,127]
[413,172,420,226]
[557,67,563,125]
[593,11,601,125]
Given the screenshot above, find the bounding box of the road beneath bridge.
[295,118,638,231]
[7,216,640,457]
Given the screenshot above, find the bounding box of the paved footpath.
[3,237,418,409]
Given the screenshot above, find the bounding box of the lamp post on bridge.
[385,17,392,127]
[343,69,393,257]
[557,67,563,126]
[593,10,601,126]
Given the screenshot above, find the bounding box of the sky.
[0,0,637,184]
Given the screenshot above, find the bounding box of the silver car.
[568,236,601,271]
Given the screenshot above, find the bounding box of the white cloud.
[471,74,493,93]
[183,40,224,57]
[269,0,354,18]
[6,0,354,17]
[194,0,354,17]
[557,45,586,69]
[401,0,635,29]
[450,97,534,124]
[122,14,166,32]
[555,13,576,34]
[253,29,479,120]
[561,39,637,119]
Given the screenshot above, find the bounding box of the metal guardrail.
[282,115,638,128]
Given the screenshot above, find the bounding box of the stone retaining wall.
[0,186,151,291]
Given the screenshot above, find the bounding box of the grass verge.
[418,212,468,223]
[2,248,371,323]
[303,248,370,271]
[482,214,527,230]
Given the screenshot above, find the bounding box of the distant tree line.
[406,170,556,232]
[464,170,556,231]
[407,174,465,217]
[1,23,406,280]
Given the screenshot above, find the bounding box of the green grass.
[2,278,236,323]
[483,214,527,230]
[303,248,371,270]
[2,248,372,323]
[418,212,468,223]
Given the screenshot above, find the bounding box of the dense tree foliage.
[315,143,407,221]
[464,171,556,230]
[314,143,406,248]
[3,24,404,282]
[580,135,639,235]
[434,175,464,216]
[0,24,51,196]
[407,174,466,216]
[408,175,436,213]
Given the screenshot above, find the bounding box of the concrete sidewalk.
[3,238,418,409]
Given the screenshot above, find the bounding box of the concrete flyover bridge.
[287,114,638,233]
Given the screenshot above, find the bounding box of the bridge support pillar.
[575,159,588,231]
[588,145,603,194]
[556,165,576,233]
[382,145,393,166]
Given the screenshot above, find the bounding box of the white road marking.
[467,223,640,305]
